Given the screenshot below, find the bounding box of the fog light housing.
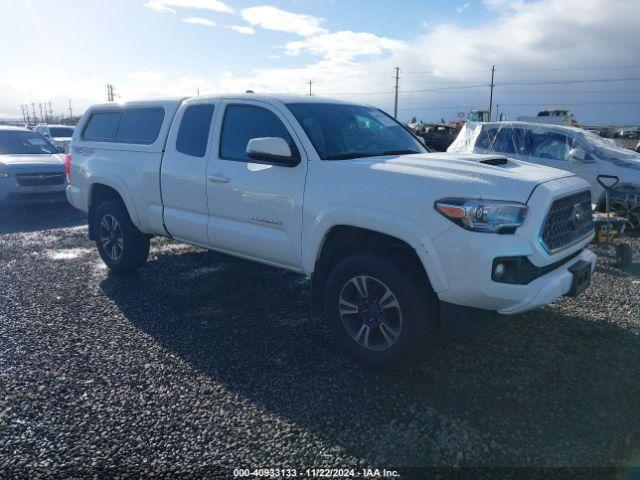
[493,262,506,279]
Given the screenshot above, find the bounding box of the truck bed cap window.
[82,107,165,144]
[82,111,121,141]
[115,108,164,144]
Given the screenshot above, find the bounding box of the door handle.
[208,173,230,184]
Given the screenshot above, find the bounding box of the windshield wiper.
[325,150,422,160]
[380,149,422,156]
[325,152,382,160]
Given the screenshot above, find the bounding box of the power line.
[319,75,640,98]
[402,83,489,93]
[403,63,640,76]
[497,76,640,87]
[398,100,640,111]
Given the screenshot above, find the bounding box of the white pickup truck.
[66,94,596,367]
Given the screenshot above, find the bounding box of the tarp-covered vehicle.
[448,121,640,227]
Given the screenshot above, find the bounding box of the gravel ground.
[1,204,639,478]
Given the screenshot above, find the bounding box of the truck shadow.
[0,203,85,234]
[99,247,640,467]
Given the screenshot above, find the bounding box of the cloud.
[456,2,470,13]
[241,5,327,37]
[284,31,405,62]
[227,25,256,35]
[125,71,166,83]
[3,0,640,125]
[182,17,216,26]
[143,0,233,14]
[482,0,525,11]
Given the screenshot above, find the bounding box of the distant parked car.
[415,123,459,151]
[34,124,75,153]
[0,126,68,206]
[448,121,640,227]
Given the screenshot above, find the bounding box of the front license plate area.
[567,260,591,297]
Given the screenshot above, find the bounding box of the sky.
[1,0,639,124]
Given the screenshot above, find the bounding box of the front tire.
[94,200,150,272]
[323,253,438,368]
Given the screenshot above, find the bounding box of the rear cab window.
[176,104,215,157]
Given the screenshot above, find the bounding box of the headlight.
[435,198,528,233]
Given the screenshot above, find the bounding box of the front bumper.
[432,220,597,314]
[0,175,67,206]
[431,175,598,315]
[497,248,596,314]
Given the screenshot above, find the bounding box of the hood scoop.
[479,156,509,166]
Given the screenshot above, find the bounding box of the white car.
[66,95,596,367]
[448,121,640,227]
[34,124,75,153]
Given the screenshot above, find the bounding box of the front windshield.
[286,103,425,160]
[49,127,75,137]
[0,130,59,155]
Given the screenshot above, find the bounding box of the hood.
[0,154,65,168]
[344,152,575,203]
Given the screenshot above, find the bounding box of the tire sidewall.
[94,200,148,272]
[323,253,434,368]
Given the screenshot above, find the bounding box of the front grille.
[540,190,593,253]
[15,172,65,187]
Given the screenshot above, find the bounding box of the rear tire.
[94,200,149,272]
[323,253,438,369]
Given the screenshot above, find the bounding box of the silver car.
[34,124,75,153]
[0,126,68,206]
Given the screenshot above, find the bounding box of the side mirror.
[246,137,298,166]
[567,147,586,162]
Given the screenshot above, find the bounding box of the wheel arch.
[309,216,448,315]
[88,180,140,240]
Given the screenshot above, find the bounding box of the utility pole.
[393,67,400,119]
[31,103,37,124]
[21,105,27,123]
[308,80,313,96]
[488,65,495,122]
[106,84,116,102]
[47,102,53,122]
[39,103,44,124]
[68,99,73,120]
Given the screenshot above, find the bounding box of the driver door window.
[219,105,297,163]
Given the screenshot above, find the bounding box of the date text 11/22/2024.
[233,467,400,478]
